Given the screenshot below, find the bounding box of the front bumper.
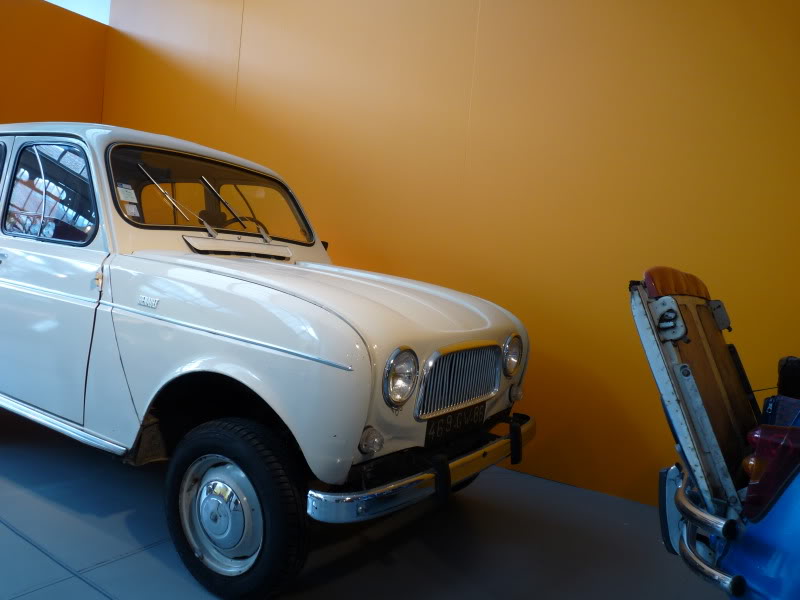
[662,465,746,597]
[307,413,534,523]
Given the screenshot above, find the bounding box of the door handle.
[0,252,7,264]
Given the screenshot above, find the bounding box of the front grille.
[415,345,502,420]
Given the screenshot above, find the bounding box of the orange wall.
[0,0,107,123]
[102,0,800,504]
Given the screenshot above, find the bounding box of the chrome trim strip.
[0,393,127,455]
[675,471,738,540]
[100,300,353,372]
[0,276,97,305]
[678,523,746,597]
[128,255,374,388]
[307,414,534,523]
[182,235,293,259]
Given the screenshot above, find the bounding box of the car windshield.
[108,145,313,244]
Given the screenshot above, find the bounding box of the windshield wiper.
[200,176,247,230]
[200,176,273,244]
[137,164,189,221]
[137,164,218,238]
[232,184,273,244]
[200,177,274,245]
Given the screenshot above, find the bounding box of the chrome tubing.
[678,524,746,597]
[675,476,738,540]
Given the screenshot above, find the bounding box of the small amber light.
[742,452,767,483]
[743,454,757,477]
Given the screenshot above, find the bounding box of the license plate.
[425,402,487,446]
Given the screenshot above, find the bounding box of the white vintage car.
[0,122,534,598]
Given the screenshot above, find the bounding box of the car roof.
[0,122,283,181]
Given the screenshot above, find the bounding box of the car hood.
[132,251,521,347]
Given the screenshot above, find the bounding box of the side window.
[0,142,5,182]
[4,143,97,244]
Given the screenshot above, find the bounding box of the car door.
[0,136,107,424]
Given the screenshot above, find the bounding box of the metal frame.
[182,235,293,259]
[632,281,743,514]
[675,472,738,540]
[669,468,746,597]
[678,524,745,597]
[630,285,716,511]
[649,295,687,341]
[673,362,742,511]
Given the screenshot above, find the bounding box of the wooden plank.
[696,303,758,483]
[674,299,747,485]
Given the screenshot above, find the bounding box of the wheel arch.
[126,371,311,478]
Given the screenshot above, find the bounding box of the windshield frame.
[105,142,316,247]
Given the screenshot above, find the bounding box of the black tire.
[451,473,479,493]
[165,418,308,599]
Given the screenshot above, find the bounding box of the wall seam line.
[462,0,482,190]
[233,0,246,110]
[100,22,111,124]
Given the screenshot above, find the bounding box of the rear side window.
[0,143,5,183]
[4,143,97,244]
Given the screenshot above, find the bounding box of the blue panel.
[721,474,800,599]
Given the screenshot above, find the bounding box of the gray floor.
[0,411,722,600]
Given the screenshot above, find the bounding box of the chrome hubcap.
[179,455,264,576]
[198,481,243,549]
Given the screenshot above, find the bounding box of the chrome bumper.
[307,413,535,524]
[666,466,746,597]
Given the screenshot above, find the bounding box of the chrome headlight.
[383,348,419,407]
[503,335,523,377]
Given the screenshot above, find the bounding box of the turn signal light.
[742,426,800,519]
[358,426,384,455]
[742,454,757,478]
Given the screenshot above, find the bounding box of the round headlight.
[503,335,523,377]
[383,348,419,407]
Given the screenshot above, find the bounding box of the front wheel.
[165,418,308,599]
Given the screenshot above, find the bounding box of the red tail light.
[743,426,800,519]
